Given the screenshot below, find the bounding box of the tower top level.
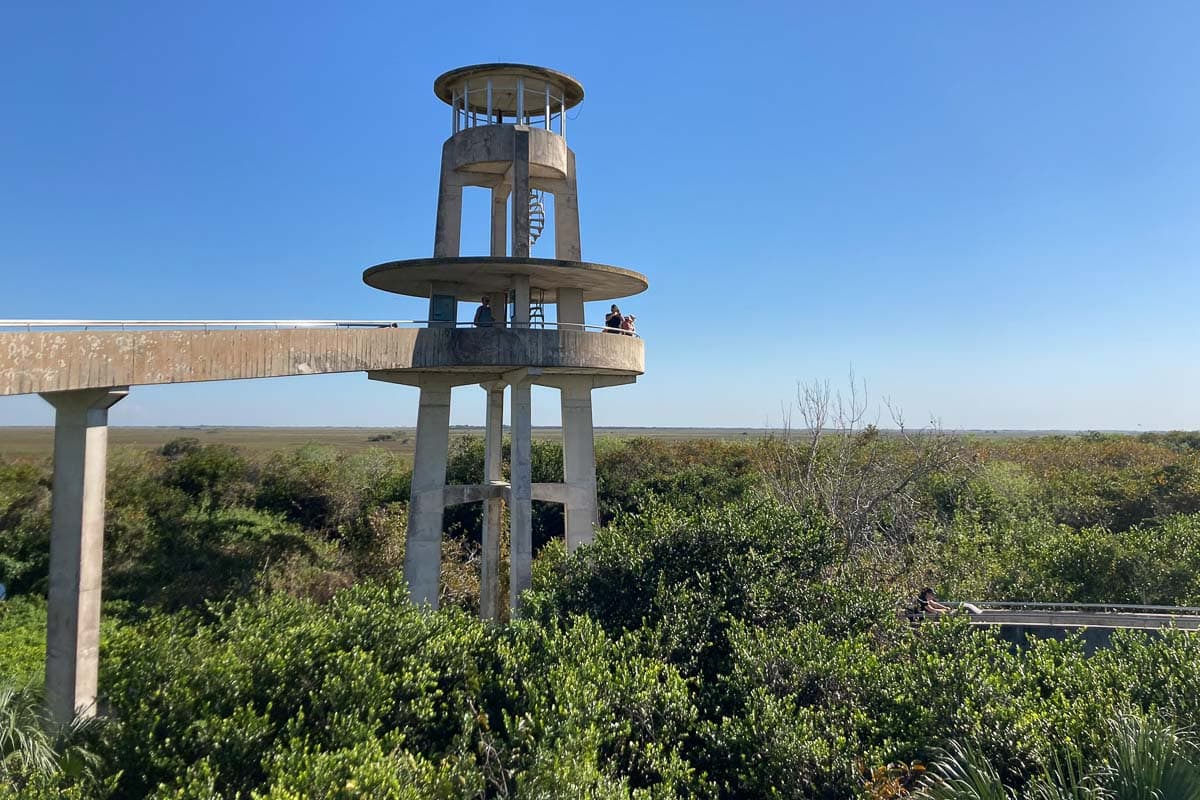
[365,61,647,314]
[434,63,584,137]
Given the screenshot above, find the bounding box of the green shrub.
[596,438,761,523]
[0,460,52,595]
[253,446,410,541]
[161,442,251,514]
[100,583,501,798]
[0,595,48,686]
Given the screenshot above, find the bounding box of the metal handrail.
[950,600,1200,615]
[0,319,640,337]
[0,320,403,330]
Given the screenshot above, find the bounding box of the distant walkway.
[954,601,1200,651]
[0,322,643,396]
[960,600,1200,630]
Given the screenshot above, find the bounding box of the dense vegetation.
[2,429,1200,797]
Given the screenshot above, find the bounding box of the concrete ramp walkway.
[956,602,1200,651]
[0,324,643,396]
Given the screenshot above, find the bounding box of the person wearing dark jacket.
[604,304,622,333]
[473,296,494,327]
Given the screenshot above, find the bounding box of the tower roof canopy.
[364,257,646,303]
[434,63,585,113]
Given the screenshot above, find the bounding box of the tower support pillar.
[435,140,464,258]
[556,288,584,331]
[560,377,598,551]
[553,151,582,261]
[512,274,531,328]
[406,377,453,607]
[490,183,509,257]
[480,382,505,619]
[509,377,533,611]
[39,386,127,725]
[511,129,531,259]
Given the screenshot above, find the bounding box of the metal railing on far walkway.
[0,320,640,337]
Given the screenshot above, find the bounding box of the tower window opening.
[459,186,494,256]
[453,77,570,139]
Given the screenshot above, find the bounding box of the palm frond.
[0,683,59,779]
[1106,712,1200,800]
[914,740,1013,800]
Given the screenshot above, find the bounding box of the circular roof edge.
[433,63,584,110]
[362,257,647,303]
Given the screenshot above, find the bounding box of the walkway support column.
[509,377,533,611]
[560,377,597,551]
[406,377,453,608]
[480,382,505,620]
[39,386,127,725]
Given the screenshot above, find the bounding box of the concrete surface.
[363,257,648,302]
[970,611,1200,653]
[444,125,569,180]
[434,63,584,111]
[405,377,453,608]
[480,384,504,620]
[40,387,126,724]
[510,378,533,611]
[0,327,643,396]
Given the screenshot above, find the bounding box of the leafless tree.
[760,371,966,560]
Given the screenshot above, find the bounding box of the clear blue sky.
[3,2,1199,430]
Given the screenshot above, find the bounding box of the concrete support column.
[405,378,453,608]
[554,152,582,261]
[557,287,585,332]
[434,142,464,257]
[511,129,530,259]
[489,183,511,329]
[39,386,127,725]
[509,379,533,612]
[490,184,509,257]
[480,383,505,620]
[560,377,598,551]
[512,274,530,328]
[488,291,509,328]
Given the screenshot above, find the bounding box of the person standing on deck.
[473,296,494,327]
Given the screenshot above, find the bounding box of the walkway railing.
[0,320,402,331]
[951,601,1200,615]
[905,602,1200,633]
[0,320,639,336]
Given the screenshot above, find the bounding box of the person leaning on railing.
[473,296,494,328]
[604,304,622,333]
[918,588,952,615]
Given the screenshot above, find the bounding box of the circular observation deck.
[435,63,583,139]
[396,326,643,376]
[363,257,648,303]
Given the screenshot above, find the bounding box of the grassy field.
[0,426,771,460]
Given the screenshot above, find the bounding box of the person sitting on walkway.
[620,314,636,336]
[604,304,622,333]
[473,296,494,328]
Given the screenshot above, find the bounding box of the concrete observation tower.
[364,64,648,617]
